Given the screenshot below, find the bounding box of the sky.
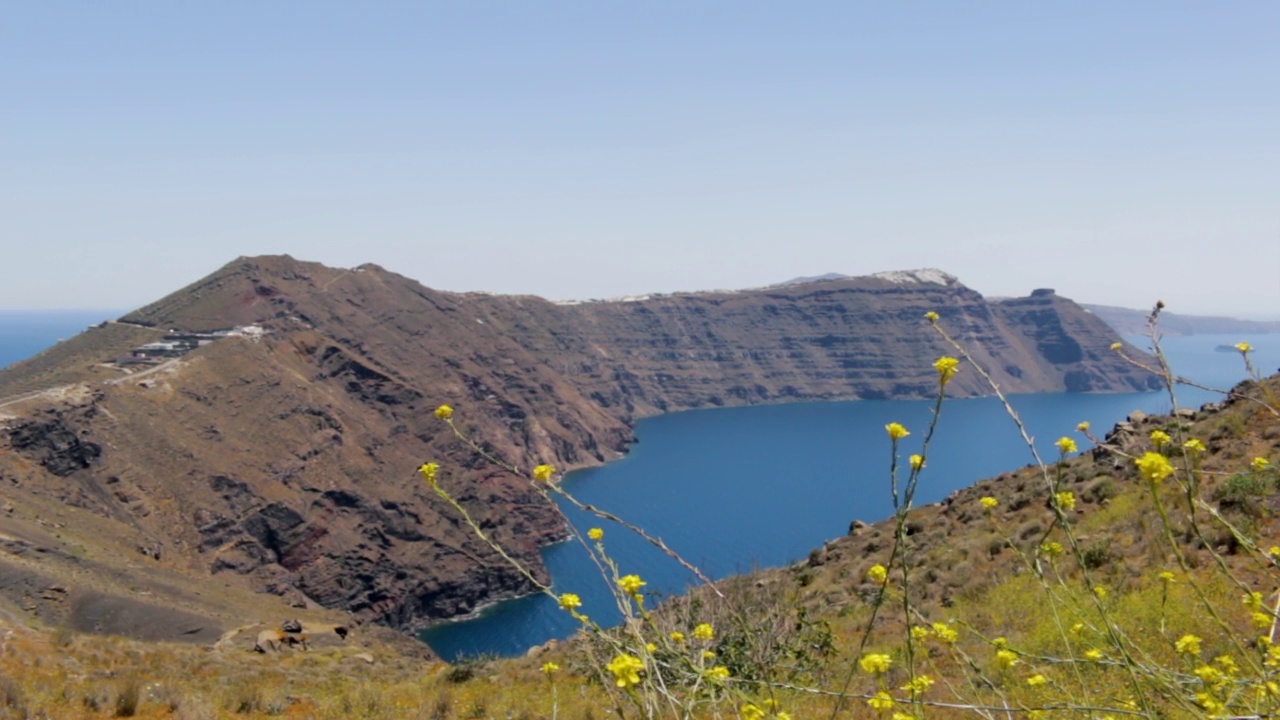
[2,3,1278,318]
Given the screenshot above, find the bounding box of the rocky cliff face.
[0,257,1158,632]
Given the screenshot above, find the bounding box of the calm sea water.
[0,311,119,371]
[421,334,1280,659]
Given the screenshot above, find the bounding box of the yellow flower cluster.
[1054,491,1076,512]
[994,649,1018,668]
[541,662,559,675]
[1183,438,1206,455]
[1076,420,1090,432]
[617,574,646,596]
[1149,429,1172,448]
[669,631,685,643]
[900,675,934,696]
[924,311,939,323]
[1026,674,1047,686]
[706,666,730,680]
[866,564,888,584]
[587,527,604,541]
[867,691,895,710]
[885,422,910,440]
[933,356,960,385]
[606,654,644,687]
[558,593,582,610]
[860,653,892,674]
[418,462,439,486]
[1039,541,1064,557]
[932,622,958,643]
[1236,341,1253,353]
[1254,457,1271,472]
[1055,436,1077,454]
[909,454,924,470]
[434,404,453,420]
[1135,452,1174,483]
[979,496,998,509]
[692,623,715,641]
[1158,570,1176,584]
[533,464,555,482]
[1176,634,1203,656]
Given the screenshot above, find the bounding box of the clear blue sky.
[3,3,1278,317]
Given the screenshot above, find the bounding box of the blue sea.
[420,334,1280,660]
[0,311,120,371]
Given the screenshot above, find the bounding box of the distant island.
[1083,303,1280,336]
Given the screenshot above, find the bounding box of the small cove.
[421,334,1280,659]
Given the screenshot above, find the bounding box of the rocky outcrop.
[0,257,1158,631]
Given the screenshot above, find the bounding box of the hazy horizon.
[3,3,1278,317]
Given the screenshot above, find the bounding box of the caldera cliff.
[0,257,1159,635]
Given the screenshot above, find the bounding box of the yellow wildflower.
[891,714,914,720]
[1076,421,1090,432]
[925,311,939,323]
[1252,612,1272,628]
[910,625,930,641]
[533,464,555,482]
[1026,674,1047,686]
[692,623,715,641]
[1149,429,1172,448]
[644,642,656,652]
[418,462,439,486]
[1183,438,1206,455]
[740,704,765,720]
[909,454,924,470]
[1158,571,1176,584]
[1069,622,1084,635]
[866,563,888,584]
[587,527,604,541]
[702,650,716,659]
[1194,665,1223,686]
[1055,437,1077,454]
[1176,634,1202,656]
[1083,648,1103,661]
[885,422,910,440]
[605,654,644,688]
[558,593,582,611]
[1254,457,1271,472]
[1110,342,1122,351]
[1195,692,1224,715]
[541,662,559,674]
[434,404,453,420]
[1215,655,1239,676]
[979,496,998,509]
[1054,491,1076,512]
[1236,341,1253,353]
[994,649,1018,668]
[933,356,960,385]
[1244,591,1264,610]
[867,691,895,710]
[669,631,685,643]
[1093,585,1108,599]
[706,666,730,680]
[900,675,934,696]
[1039,541,1063,557]
[860,653,892,674]
[617,574,646,596]
[1135,452,1174,483]
[932,622,958,643]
